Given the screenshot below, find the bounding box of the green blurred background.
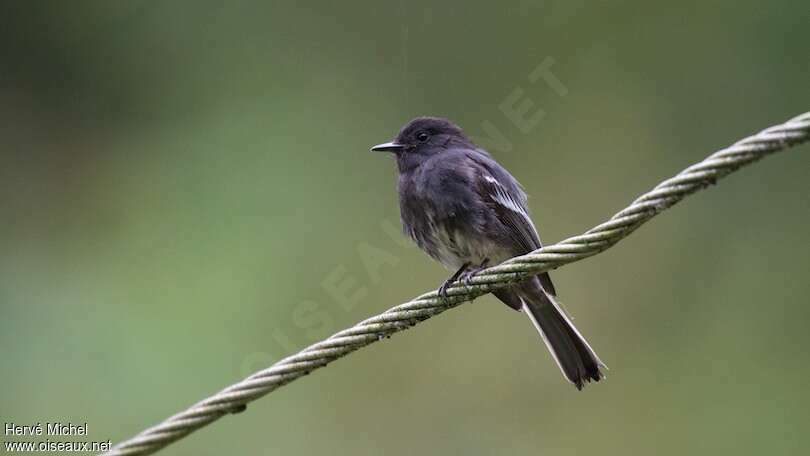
[2,1,809,454]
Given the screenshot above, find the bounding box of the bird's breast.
[399,196,495,269]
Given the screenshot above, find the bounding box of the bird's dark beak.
[370,141,405,153]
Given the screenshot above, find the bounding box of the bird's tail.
[520,282,606,390]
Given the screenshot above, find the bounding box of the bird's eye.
[416,131,430,142]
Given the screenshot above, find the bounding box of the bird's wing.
[468,152,557,296]
[468,154,540,253]
[478,171,541,253]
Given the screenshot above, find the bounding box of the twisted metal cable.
[104,112,810,456]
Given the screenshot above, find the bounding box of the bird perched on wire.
[371,117,605,389]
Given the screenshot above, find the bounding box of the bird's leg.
[438,262,470,302]
[462,258,490,289]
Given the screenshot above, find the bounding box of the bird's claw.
[438,279,453,303]
[462,271,476,289]
[461,259,489,290]
[438,262,471,303]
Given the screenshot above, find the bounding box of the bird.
[371,116,605,389]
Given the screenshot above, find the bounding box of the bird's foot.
[438,280,452,302]
[438,262,471,303]
[461,258,489,290]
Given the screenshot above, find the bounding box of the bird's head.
[371,117,473,165]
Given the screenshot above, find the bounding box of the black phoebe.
[371,117,605,389]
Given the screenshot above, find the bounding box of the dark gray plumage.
[371,116,605,389]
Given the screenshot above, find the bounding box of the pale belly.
[429,223,512,271]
